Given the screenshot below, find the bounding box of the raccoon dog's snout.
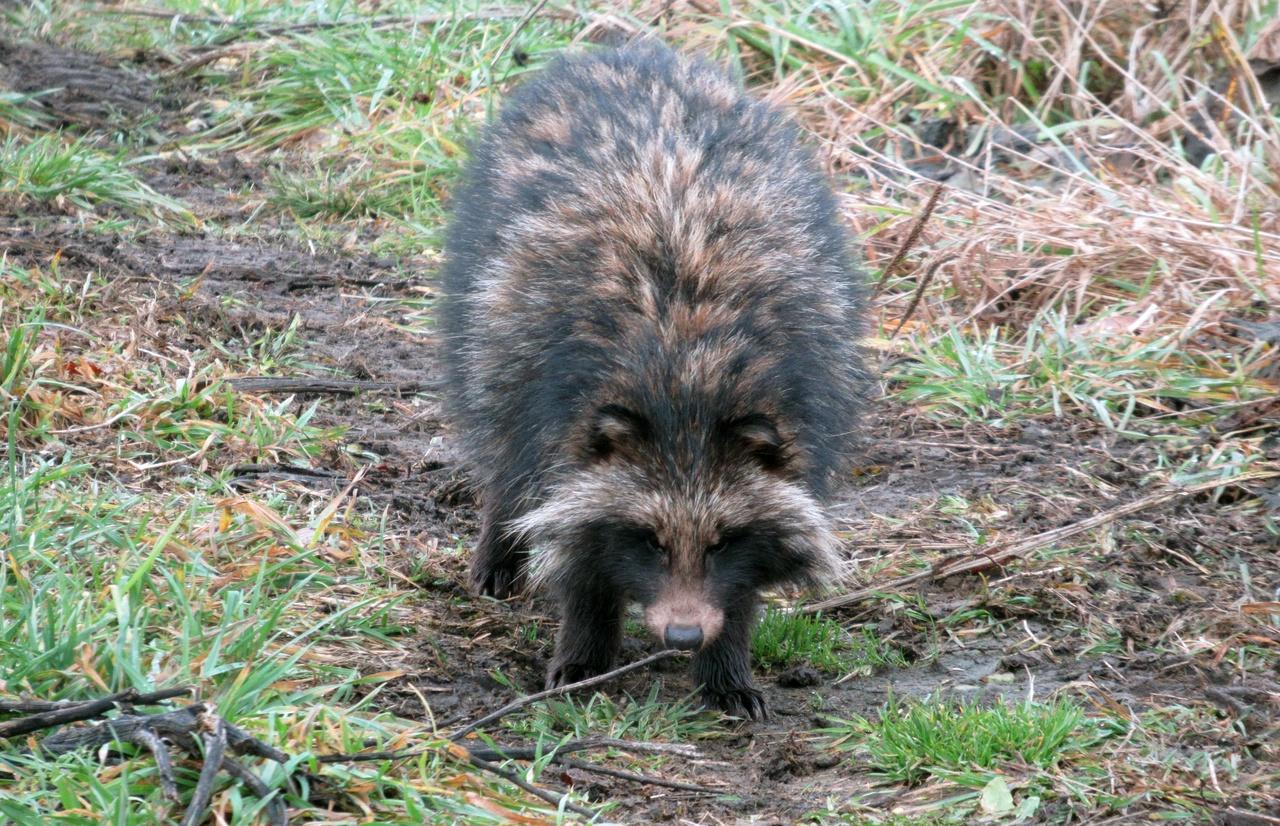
[645,587,725,652]
[439,40,870,720]
[664,625,703,651]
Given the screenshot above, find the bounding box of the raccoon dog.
[440,41,867,719]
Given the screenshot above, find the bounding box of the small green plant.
[752,608,905,675]
[832,695,1092,785]
[0,89,53,130]
[505,682,716,743]
[209,314,307,373]
[516,621,541,643]
[1,315,46,448]
[0,133,191,220]
[268,152,457,224]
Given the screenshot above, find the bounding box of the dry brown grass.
[647,0,1279,356]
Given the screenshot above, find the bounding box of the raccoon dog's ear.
[724,413,790,471]
[585,404,650,461]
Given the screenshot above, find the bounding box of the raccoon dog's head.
[512,398,843,652]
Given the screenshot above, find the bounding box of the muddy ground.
[3,32,1278,825]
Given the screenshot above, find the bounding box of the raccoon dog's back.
[441,42,866,503]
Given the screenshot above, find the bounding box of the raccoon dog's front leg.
[693,594,766,720]
[545,576,624,689]
[470,494,528,599]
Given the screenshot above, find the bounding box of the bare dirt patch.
[0,38,186,131]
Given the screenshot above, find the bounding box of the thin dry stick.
[316,735,701,766]
[491,0,553,69]
[221,757,287,826]
[1222,808,1280,826]
[103,5,576,33]
[449,649,686,741]
[577,737,700,757]
[315,745,436,764]
[555,756,721,794]
[802,469,1280,614]
[0,687,192,737]
[472,738,701,762]
[16,690,601,824]
[21,699,301,819]
[181,714,227,826]
[165,5,579,76]
[888,253,959,339]
[872,182,945,298]
[128,728,180,802]
[467,751,596,819]
[10,688,706,820]
[168,42,266,75]
[0,687,191,716]
[224,721,295,766]
[224,377,435,396]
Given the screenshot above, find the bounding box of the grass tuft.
[832,695,1093,785]
[505,682,717,743]
[753,608,906,675]
[0,89,54,131]
[0,133,191,220]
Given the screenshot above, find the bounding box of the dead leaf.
[1246,18,1280,67]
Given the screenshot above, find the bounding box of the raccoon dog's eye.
[640,530,668,564]
[707,528,748,556]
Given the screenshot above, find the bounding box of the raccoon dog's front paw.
[703,685,769,721]
[470,557,521,599]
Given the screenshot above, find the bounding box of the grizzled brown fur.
[440,42,868,718]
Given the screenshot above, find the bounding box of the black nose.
[664,624,704,650]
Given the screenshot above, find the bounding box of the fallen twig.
[555,755,721,794]
[12,701,290,823]
[307,736,699,815]
[5,680,713,823]
[130,727,179,802]
[803,468,1280,613]
[492,0,553,68]
[181,712,227,826]
[167,41,266,75]
[316,735,701,765]
[0,687,192,738]
[222,756,288,826]
[888,252,958,339]
[282,275,402,290]
[228,463,345,491]
[478,737,702,761]
[467,750,597,818]
[224,377,435,396]
[872,182,945,297]
[7,648,697,820]
[103,5,577,34]
[32,702,203,756]
[1220,808,1280,826]
[224,721,295,766]
[581,737,702,758]
[449,649,687,741]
